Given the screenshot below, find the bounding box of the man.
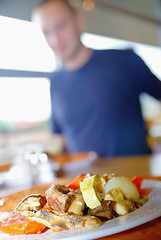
[33,0,161,157]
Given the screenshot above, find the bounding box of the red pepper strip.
[66,174,88,190]
[82,220,86,228]
[132,176,147,196]
[0,214,46,235]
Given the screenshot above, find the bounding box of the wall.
[0,0,161,47]
[0,0,39,21]
[84,1,161,47]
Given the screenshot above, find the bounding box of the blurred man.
[32,0,161,157]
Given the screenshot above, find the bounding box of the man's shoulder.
[93,49,136,64]
[94,48,135,57]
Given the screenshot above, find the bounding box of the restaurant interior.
[0,0,161,239]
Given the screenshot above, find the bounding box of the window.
[0,16,56,133]
[0,77,51,131]
[0,15,55,72]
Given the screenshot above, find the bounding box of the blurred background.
[0,0,161,161]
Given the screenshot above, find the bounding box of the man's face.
[34,0,84,62]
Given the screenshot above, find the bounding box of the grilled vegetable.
[113,200,135,215]
[67,174,89,190]
[104,177,140,201]
[0,214,46,235]
[80,175,106,209]
[132,176,147,196]
[104,189,125,202]
[68,190,85,215]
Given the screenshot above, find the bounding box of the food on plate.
[0,180,70,213]
[13,194,46,213]
[0,214,46,235]
[80,174,106,209]
[0,174,148,235]
[104,176,140,201]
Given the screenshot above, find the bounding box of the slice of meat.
[24,210,102,231]
[45,184,75,213]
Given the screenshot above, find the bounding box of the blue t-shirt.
[50,49,161,157]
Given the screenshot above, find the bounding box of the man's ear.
[75,10,86,33]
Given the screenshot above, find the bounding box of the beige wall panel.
[84,6,158,46]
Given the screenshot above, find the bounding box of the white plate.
[0,179,161,240]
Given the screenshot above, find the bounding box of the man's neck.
[64,45,93,71]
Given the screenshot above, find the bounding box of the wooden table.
[0,154,161,239]
[0,163,11,173]
[61,153,161,178]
